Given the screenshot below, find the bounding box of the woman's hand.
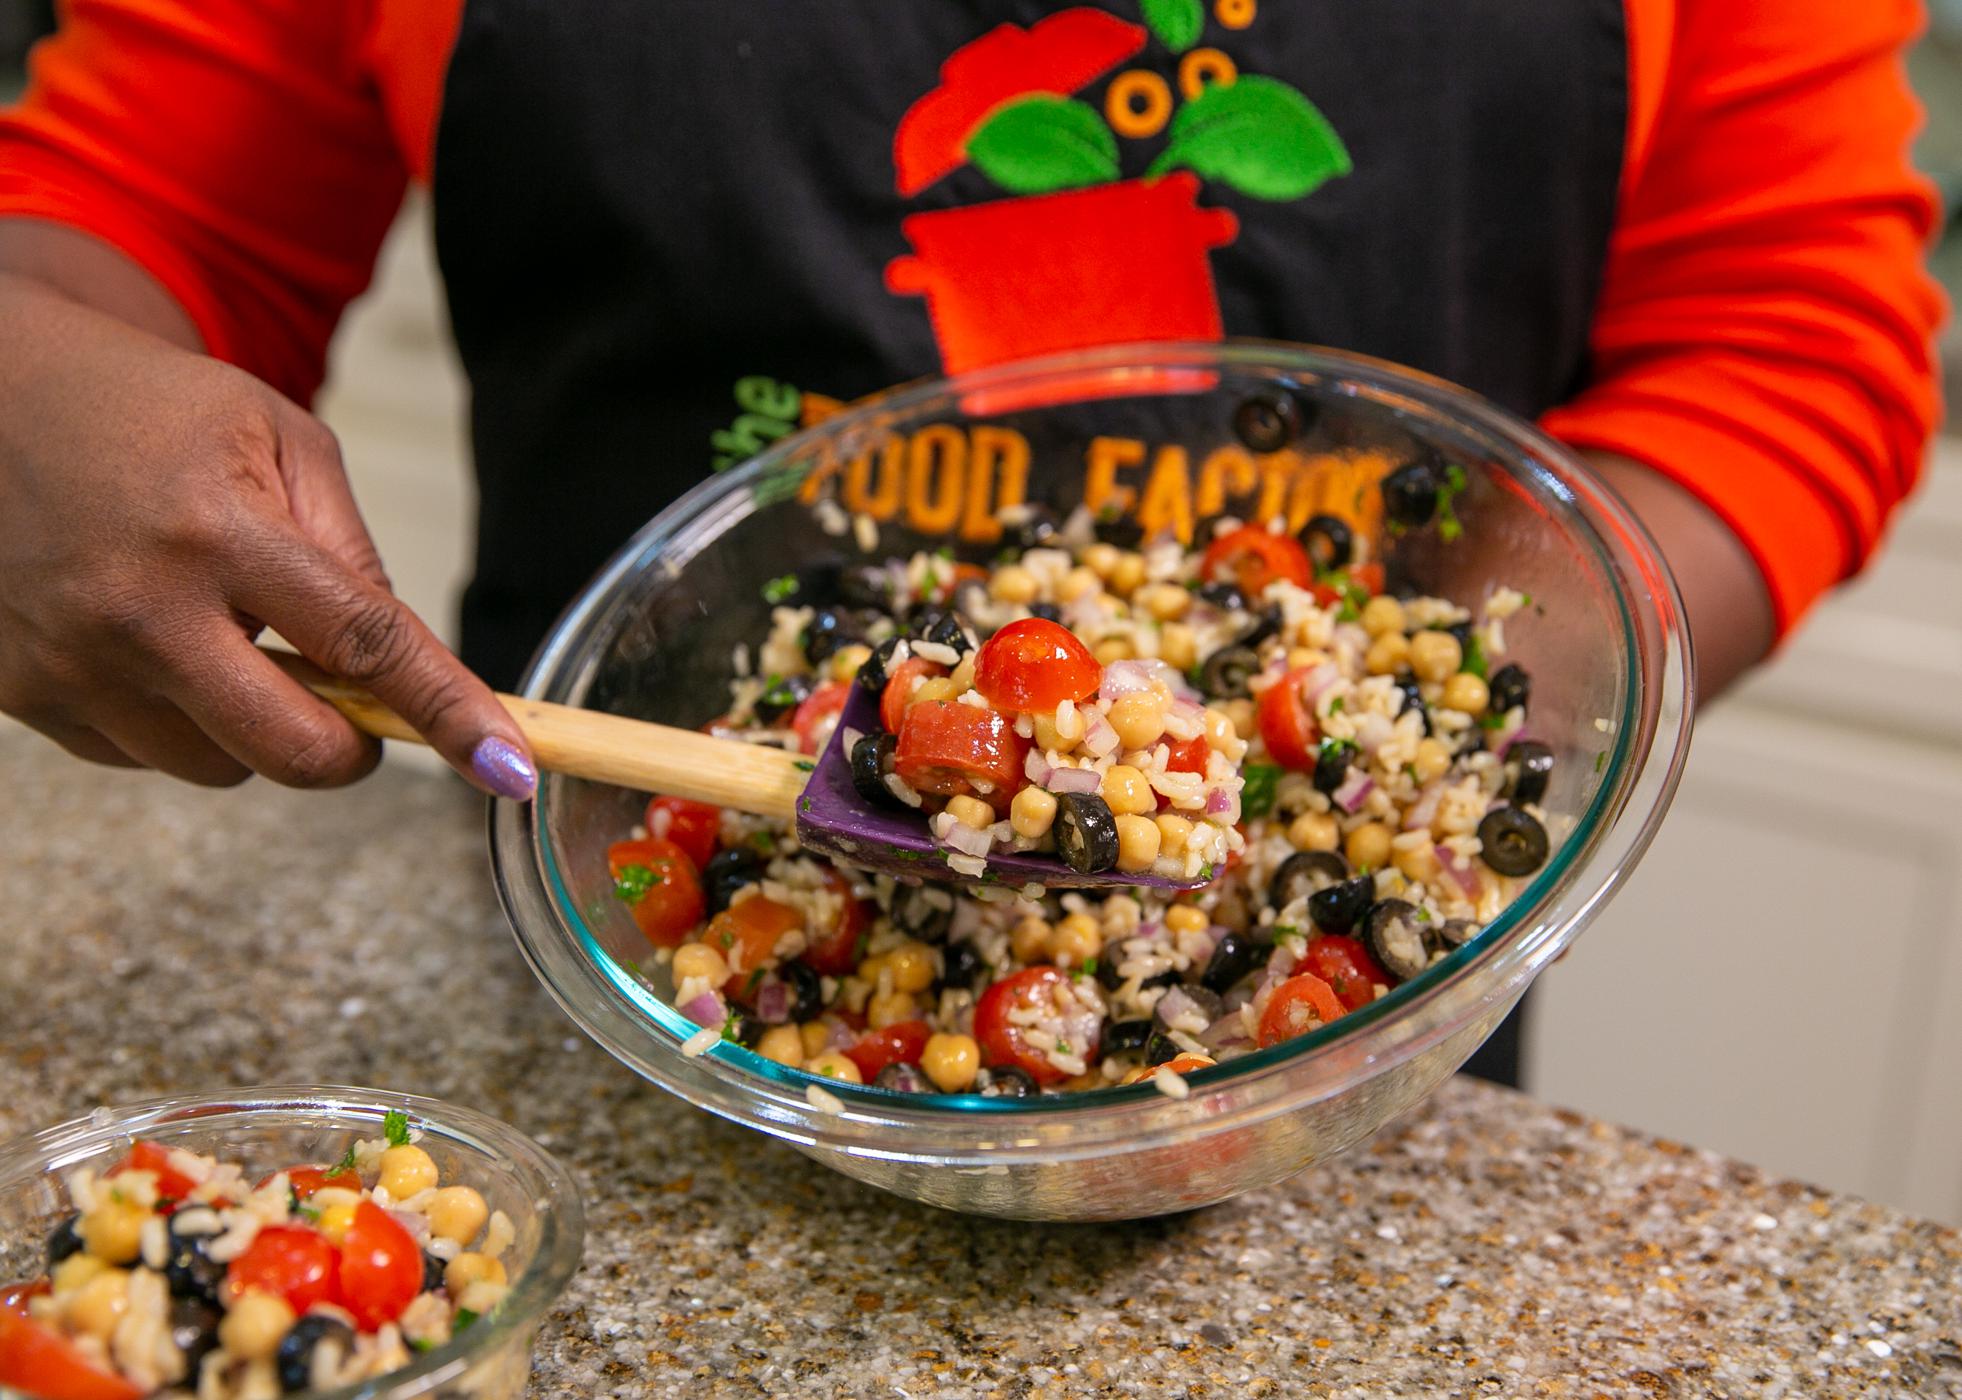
[0,270,535,796]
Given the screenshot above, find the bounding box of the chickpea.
[1082,542,1121,578]
[757,1024,806,1067]
[670,941,728,988]
[1365,632,1411,676]
[885,942,937,993]
[79,1200,146,1265]
[806,1051,864,1084]
[378,1144,439,1200]
[1010,785,1058,840]
[1154,812,1193,856]
[1409,630,1463,683]
[828,643,873,684]
[1101,764,1156,816]
[948,653,978,695]
[1393,838,1441,885]
[425,1186,490,1245]
[51,1255,107,1296]
[1157,621,1198,671]
[866,989,918,1029]
[1200,708,1237,751]
[1056,566,1101,603]
[315,1201,358,1243]
[65,1267,129,1341]
[989,564,1039,605]
[921,1033,981,1092]
[1360,595,1406,637]
[1108,551,1147,596]
[1345,821,1394,871]
[1165,904,1209,935]
[1440,672,1489,716]
[1288,810,1340,852]
[1285,646,1321,670]
[1411,737,1452,784]
[797,1022,830,1059]
[1108,693,1168,752]
[1138,582,1190,621]
[945,794,995,830]
[1050,912,1103,966]
[1011,916,1053,962]
[444,1251,508,1297]
[1034,705,1086,751]
[1222,698,1257,741]
[911,676,960,708]
[1093,636,1136,665]
[1113,814,1162,873]
[219,1291,296,1362]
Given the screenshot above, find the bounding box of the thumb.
[275,411,392,592]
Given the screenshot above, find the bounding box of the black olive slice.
[1269,850,1350,911]
[1488,663,1530,714]
[1503,739,1554,805]
[1233,390,1310,453]
[1054,792,1119,874]
[1381,457,1443,526]
[1198,645,1261,699]
[1308,874,1374,934]
[753,672,812,724]
[850,732,902,810]
[1196,579,1247,612]
[1298,514,1354,572]
[1477,807,1550,877]
[977,1065,1038,1098]
[890,883,954,942]
[703,847,765,915]
[1103,1019,1154,1055]
[874,1063,932,1093]
[277,1315,356,1393]
[1312,739,1355,795]
[1363,899,1430,981]
[1200,931,1265,993]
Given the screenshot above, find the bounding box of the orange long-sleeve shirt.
[0,0,1943,633]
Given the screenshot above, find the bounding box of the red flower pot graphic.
[886,173,1237,377]
[886,4,1352,383]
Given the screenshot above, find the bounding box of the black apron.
[431,0,1628,1084]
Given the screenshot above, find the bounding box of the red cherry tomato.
[1164,732,1211,777]
[799,867,870,977]
[338,1201,422,1331]
[1301,935,1391,1012]
[643,796,720,871]
[1200,526,1312,597]
[1256,972,1348,1048]
[264,1166,362,1201]
[110,1140,198,1202]
[227,1225,341,1314]
[791,680,851,756]
[0,1310,144,1400]
[705,895,803,981]
[1159,1052,1215,1077]
[894,702,1030,803]
[606,838,707,948]
[1255,667,1321,771]
[844,1019,931,1081]
[879,655,946,734]
[971,618,1103,714]
[974,967,1102,1086]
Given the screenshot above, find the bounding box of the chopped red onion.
[1099,660,1157,701]
[1082,713,1120,757]
[1436,844,1483,898]
[1204,787,1234,816]
[1168,697,1204,724]
[1024,747,1049,785]
[1354,712,1393,754]
[648,806,673,840]
[940,820,994,859]
[386,1209,431,1246]
[1157,985,1206,1028]
[752,978,792,1025]
[1334,768,1375,813]
[825,1019,856,1051]
[1199,1015,1254,1052]
[679,989,726,1029]
[1404,780,1445,831]
[1300,663,1341,704]
[1045,766,1103,795]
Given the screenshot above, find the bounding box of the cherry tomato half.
[894,702,1029,803]
[338,1201,421,1331]
[1256,972,1348,1048]
[791,680,851,756]
[227,1225,341,1314]
[644,796,720,871]
[110,1140,198,1203]
[0,1310,144,1400]
[974,967,1102,1086]
[1255,667,1321,771]
[1302,935,1390,1012]
[879,655,946,735]
[971,618,1103,714]
[1200,526,1312,597]
[799,867,871,977]
[844,1019,931,1081]
[265,1165,362,1201]
[607,838,707,948]
[1164,732,1211,777]
[705,894,803,981]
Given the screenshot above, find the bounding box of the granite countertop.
[2,727,1958,1398]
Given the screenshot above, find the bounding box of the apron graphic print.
[886,1,1352,377]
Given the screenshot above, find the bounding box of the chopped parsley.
[1415,907,1432,923]
[297,1204,322,1223]
[383,1110,411,1148]
[1271,923,1300,939]
[1195,862,1215,882]
[1240,763,1283,819]
[1055,1039,1071,1055]
[920,564,943,595]
[613,864,660,905]
[1074,958,1099,983]
[798,795,815,814]
[455,1308,481,1332]
[1519,592,1534,607]
[1318,568,1370,622]
[744,967,766,994]
[410,1338,437,1353]
[328,1142,361,1175]
[757,675,800,711]
[721,1010,744,1043]
[1593,751,1607,773]
[1328,696,1346,715]
[719,929,735,949]
[793,758,816,773]
[750,830,777,854]
[1436,463,1469,543]
[1461,631,1489,680]
[934,544,956,561]
[1478,713,1507,730]
[761,574,800,604]
[1319,737,1358,764]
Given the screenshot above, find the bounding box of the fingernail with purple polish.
[471,736,537,800]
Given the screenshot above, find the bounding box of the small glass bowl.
[491,341,1694,1220]
[0,1086,583,1400]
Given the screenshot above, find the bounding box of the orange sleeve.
[0,0,419,405]
[1542,0,1945,635]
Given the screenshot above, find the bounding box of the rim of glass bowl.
[0,1085,584,1400]
[491,341,1692,1164]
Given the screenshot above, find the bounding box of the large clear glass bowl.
[0,1087,583,1400]
[490,342,1693,1220]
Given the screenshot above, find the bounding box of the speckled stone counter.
[3,729,1958,1398]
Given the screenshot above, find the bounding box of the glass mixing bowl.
[0,1087,583,1400]
[491,342,1692,1221]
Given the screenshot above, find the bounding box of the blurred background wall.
[3,6,1960,1222]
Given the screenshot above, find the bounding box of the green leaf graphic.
[1141,0,1204,53]
[1148,75,1353,201]
[968,95,1120,195]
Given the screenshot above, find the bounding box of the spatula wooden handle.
[264,649,808,819]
